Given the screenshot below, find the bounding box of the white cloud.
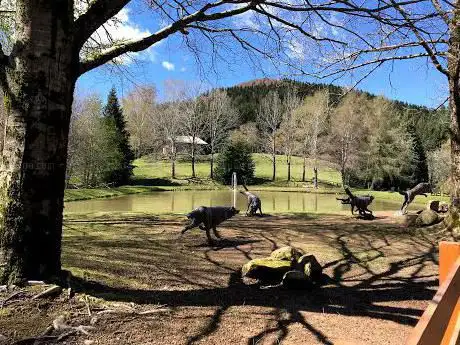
[162,61,175,71]
[180,67,187,72]
[287,38,307,61]
[82,8,155,65]
[234,11,259,30]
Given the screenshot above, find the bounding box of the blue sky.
[76,2,448,108]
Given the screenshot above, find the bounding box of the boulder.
[415,209,440,227]
[270,246,304,262]
[297,254,322,281]
[395,213,418,227]
[242,257,293,280]
[427,200,440,212]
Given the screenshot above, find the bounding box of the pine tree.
[103,88,135,185]
[409,125,429,184]
[214,141,255,184]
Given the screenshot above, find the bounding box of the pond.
[64,190,417,214]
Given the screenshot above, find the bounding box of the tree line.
[65,79,450,191]
[67,88,134,187]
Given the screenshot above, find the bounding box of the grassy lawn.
[133,153,342,187]
[64,154,450,205]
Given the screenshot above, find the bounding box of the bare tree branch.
[74,0,131,48]
[389,0,449,75]
[253,6,347,45]
[78,1,256,75]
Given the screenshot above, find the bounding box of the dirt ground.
[0,212,449,345]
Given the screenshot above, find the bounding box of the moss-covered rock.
[297,255,322,280]
[443,208,460,239]
[270,246,304,262]
[242,257,293,280]
[415,209,440,227]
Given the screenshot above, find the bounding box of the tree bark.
[0,0,76,284]
[313,166,318,189]
[191,144,196,178]
[445,9,460,237]
[210,152,214,179]
[449,8,460,201]
[302,156,306,182]
[287,159,291,181]
[272,136,276,181]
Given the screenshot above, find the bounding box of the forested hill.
[221,78,448,152]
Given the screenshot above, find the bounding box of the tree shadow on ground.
[63,214,443,345]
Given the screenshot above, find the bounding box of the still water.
[64,190,411,214]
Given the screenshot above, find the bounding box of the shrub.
[214,141,255,184]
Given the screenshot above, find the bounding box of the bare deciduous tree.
[123,85,158,158]
[156,102,183,179]
[329,93,368,186]
[230,122,259,152]
[294,90,330,188]
[204,90,239,179]
[278,89,301,181]
[258,91,283,181]
[166,80,207,179]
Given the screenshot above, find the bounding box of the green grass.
[133,153,342,187]
[64,186,163,202]
[67,154,449,205]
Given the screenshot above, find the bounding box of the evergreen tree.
[408,125,429,184]
[103,88,135,185]
[214,141,255,184]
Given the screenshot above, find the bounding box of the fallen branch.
[138,307,170,315]
[52,315,95,335]
[84,295,92,316]
[32,285,62,300]
[12,335,57,345]
[1,290,24,308]
[27,280,46,286]
[56,330,77,341]
[95,305,170,316]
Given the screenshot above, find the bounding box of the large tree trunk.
[444,10,460,238]
[0,1,76,284]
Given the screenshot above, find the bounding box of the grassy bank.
[132,153,342,187]
[66,154,449,205]
[64,186,164,202]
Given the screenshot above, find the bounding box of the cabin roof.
[174,136,208,145]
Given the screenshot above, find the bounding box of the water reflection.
[65,190,415,215]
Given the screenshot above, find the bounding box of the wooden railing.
[406,242,460,345]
